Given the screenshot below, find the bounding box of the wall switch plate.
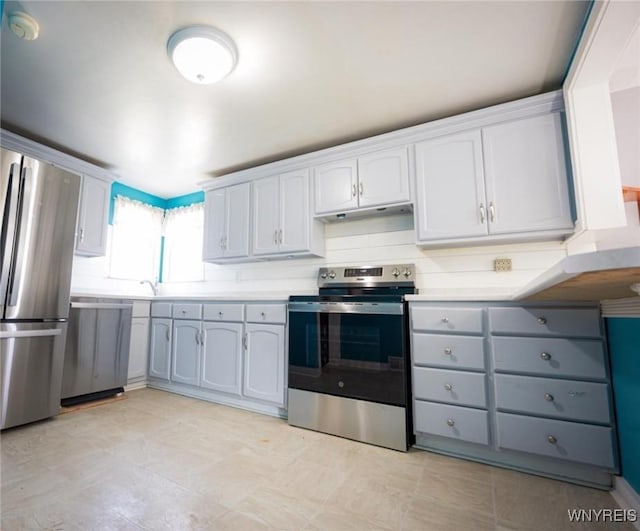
[494,258,512,272]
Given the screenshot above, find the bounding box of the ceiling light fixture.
[167,26,237,85]
[8,12,40,41]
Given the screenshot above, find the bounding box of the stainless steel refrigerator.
[1,147,81,429]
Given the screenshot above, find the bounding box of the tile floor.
[0,388,633,530]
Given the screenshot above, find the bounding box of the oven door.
[288,300,408,407]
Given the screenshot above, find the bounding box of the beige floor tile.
[401,496,495,531]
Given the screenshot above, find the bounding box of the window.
[162,203,205,282]
[109,196,163,280]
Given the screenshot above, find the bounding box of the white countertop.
[71,291,312,302]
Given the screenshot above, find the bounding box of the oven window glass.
[288,310,407,406]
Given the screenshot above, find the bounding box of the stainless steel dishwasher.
[61,298,133,405]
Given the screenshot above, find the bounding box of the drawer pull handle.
[219,311,223,317]
[544,393,554,402]
[441,317,449,323]
[261,312,266,319]
[444,383,453,391]
[181,309,187,314]
[446,419,455,427]
[547,435,557,444]
[444,348,452,355]
[540,352,552,361]
[537,317,547,325]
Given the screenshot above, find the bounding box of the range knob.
[320,271,328,279]
[403,268,412,278]
[328,270,336,279]
[391,268,401,278]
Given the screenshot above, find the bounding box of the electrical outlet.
[494,258,512,272]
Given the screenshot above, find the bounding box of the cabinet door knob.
[547,435,557,444]
[219,311,223,318]
[359,181,364,196]
[540,352,552,361]
[446,418,455,427]
[261,311,266,319]
[489,201,496,222]
[444,348,452,355]
[352,184,357,198]
[79,228,85,242]
[444,383,453,391]
[544,393,554,402]
[441,317,449,323]
[479,203,486,224]
[537,317,547,325]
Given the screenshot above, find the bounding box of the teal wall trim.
[158,236,165,283]
[562,0,595,83]
[165,191,204,210]
[607,317,640,495]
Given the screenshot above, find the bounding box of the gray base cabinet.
[409,301,617,487]
[147,300,287,415]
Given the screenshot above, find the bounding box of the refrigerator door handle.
[0,163,22,305]
[7,166,32,307]
[0,329,62,339]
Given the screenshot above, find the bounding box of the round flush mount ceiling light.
[8,12,40,40]
[167,26,237,85]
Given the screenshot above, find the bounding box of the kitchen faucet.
[140,279,158,296]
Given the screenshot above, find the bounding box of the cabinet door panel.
[76,175,110,256]
[149,318,171,380]
[483,113,573,234]
[171,320,200,386]
[358,147,410,208]
[280,170,309,253]
[314,159,358,214]
[243,324,285,406]
[252,177,280,256]
[415,131,488,241]
[225,183,250,258]
[128,317,149,380]
[201,322,243,395]
[203,188,226,260]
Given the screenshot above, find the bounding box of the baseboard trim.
[124,381,148,391]
[612,476,640,530]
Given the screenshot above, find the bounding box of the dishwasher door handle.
[70,302,133,310]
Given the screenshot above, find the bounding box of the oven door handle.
[288,301,405,315]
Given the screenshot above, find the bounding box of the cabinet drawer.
[495,374,611,424]
[413,333,485,371]
[246,304,286,324]
[492,337,607,380]
[413,367,486,408]
[414,401,489,445]
[496,412,615,469]
[411,306,483,334]
[151,302,172,318]
[172,303,202,320]
[203,304,244,322]
[489,307,601,337]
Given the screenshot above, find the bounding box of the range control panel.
[317,264,415,287]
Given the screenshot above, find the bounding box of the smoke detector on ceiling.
[7,12,40,41]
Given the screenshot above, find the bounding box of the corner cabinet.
[75,174,111,256]
[414,112,574,246]
[313,146,411,215]
[252,169,324,258]
[202,183,250,262]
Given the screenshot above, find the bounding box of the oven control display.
[344,267,383,277]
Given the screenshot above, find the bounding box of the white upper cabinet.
[203,182,250,262]
[252,169,322,258]
[314,147,410,215]
[415,131,488,241]
[414,112,574,246]
[482,113,573,235]
[358,147,411,208]
[75,174,110,256]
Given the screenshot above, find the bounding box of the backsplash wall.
[71,215,568,298]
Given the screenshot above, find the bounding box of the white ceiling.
[1,1,590,198]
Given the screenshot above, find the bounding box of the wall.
[611,87,640,188]
[606,317,640,495]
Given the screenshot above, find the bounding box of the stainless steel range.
[287,264,416,451]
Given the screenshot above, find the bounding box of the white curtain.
[109,196,164,281]
[163,203,204,282]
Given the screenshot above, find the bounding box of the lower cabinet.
[146,301,287,414]
[409,301,617,487]
[201,322,243,396]
[127,317,150,382]
[243,323,285,406]
[149,318,171,380]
